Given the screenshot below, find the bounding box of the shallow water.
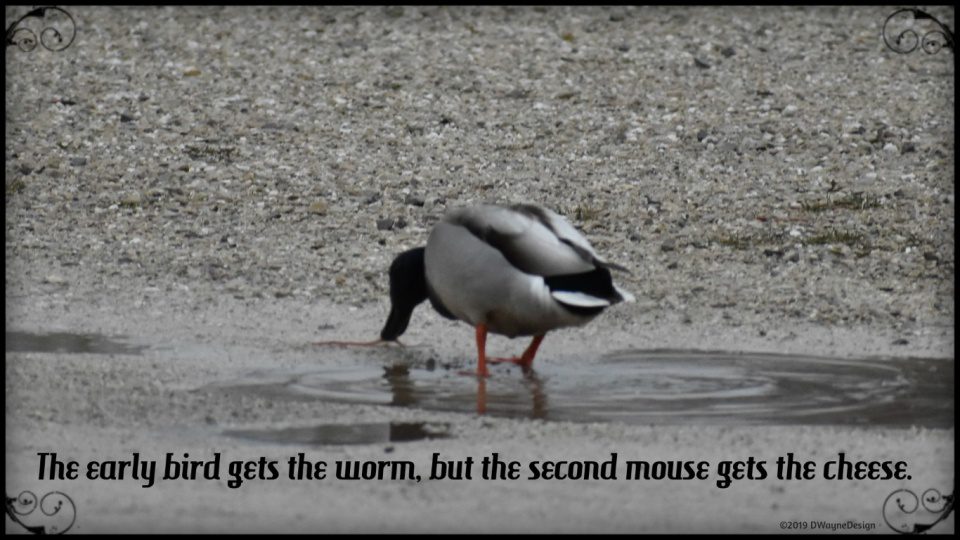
[5,330,146,355]
[8,331,951,429]
[213,349,954,428]
[224,422,451,446]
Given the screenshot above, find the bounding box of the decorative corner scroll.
[882,8,955,55]
[5,6,76,52]
[882,487,955,534]
[5,491,77,534]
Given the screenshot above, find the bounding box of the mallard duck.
[380,203,633,377]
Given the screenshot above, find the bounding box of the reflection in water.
[209,350,954,428]
[382,362,547,417]
[522,369,547,419]
[477,378,486,415]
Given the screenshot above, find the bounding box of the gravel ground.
[5,5,955,533]
[5,5,955,331]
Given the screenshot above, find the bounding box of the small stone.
[902,142,916,153]
[376,218,395,231]
[892,338,909,346]
[308,201,328,215]
[786,250,800,263]
[696,129,709,142]
[121,192,142,206]
[119,113,135,122]
[404,194,425,207]
[882,142,898,155]
[923,251,939,262]
[661,239,676,252]
[69,157,87,167]
[782,104,798,116]
[720,46,736,58]
[694,57,711,69]
[43,275,67,285]
[183,67,201,77]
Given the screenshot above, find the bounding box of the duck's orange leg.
[474,324,491,378]
[489,334,545,370]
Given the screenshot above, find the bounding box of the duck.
[379,203,634,377]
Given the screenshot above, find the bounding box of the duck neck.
[380,247,428,340]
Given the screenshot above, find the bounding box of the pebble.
[376,218,393,231]
[404,194,425,207]
[43,275,67,285]
[308,201,329,215]
[121,192,142,206]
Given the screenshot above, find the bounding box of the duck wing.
[447,204,605,277]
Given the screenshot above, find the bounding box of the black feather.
[544,266,623,316]
[379,247,455,340]
[380,248,428,341]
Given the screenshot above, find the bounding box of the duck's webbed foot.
[488,334,545,370]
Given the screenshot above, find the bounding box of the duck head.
[380,247,428,341]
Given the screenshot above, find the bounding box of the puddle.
[5,330,145,355]
[224,422,450,446]
[213,350,953,428]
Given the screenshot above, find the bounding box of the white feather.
[614,285,636,303]
[550,291,612,308]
